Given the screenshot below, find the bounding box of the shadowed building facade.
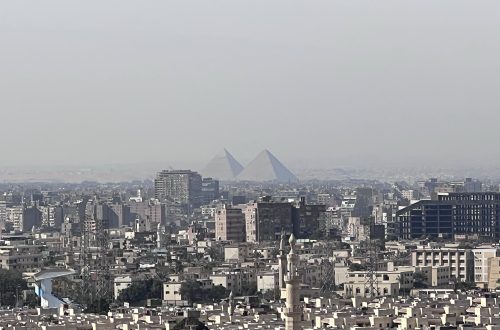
[397,193,500,240]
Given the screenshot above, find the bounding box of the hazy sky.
[1,1,500,170]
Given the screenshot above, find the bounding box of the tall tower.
[278,232,287,299]
[284,234,301,330]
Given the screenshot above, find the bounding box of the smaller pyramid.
[237,150,298,183]
[201,149,244,181]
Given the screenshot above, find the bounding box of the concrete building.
[201,177,220,205]
[292,197,326,239]
[215,206,246,242]
[344,266,414,298]
[257,272,279,294]
[109,203,130,228]
[0,244,43,271]
[129,199,165,226]
[154,170,202,210]
[224,244,248,262]
[473,246,500,289]
[244,199,294,242]
[114,275,134,300]
[412,244,474,282]
[488,257,500,290]
[414,265,451,287]
[163,282,187,306]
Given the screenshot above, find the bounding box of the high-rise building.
[397,192,500,240]
[472,246,500,289]
[201,177,220,205]
[292,197,326,238]
[0,201,6,232]
[128,199,165,226]
[154,170,202,210]
[215,205,246,242]
[109,203,131,228]
[244,198,294,243]
[84,201,111,233]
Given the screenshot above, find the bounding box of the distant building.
[201,178,220,205]
[293,197,326,238]
[397,192,500,240]
[128,199,165,226]
[0,244,43,271]
[244,199,294,242]
[154,170,202,210]
[84,201,110,233]
[7,205,42,232]
[215,206,246,242]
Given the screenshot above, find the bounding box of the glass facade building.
[397,193,500,239]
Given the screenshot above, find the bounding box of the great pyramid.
[237,149,298,183]
[201,149,244,181]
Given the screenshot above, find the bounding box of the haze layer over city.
[2,1,500,330]
[2,1,500,182]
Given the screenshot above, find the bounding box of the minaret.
[278,232,287,299]
[227,290,235,321]
[284,234,301,330]
[157,223,162,249]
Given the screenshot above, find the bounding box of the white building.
[163,282,187,306]
[114,275,134,300]
[257,272,279,294]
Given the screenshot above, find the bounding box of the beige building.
[243,203,257,242]
[412,244,474,282]
[0,244,43,271]
[163,282,187,306]
[224,244,248,262]
[344,266,414,298]
[473,246,500,289]
[414,265,451,287]
[488,257,500,290]
[257,272,279,294]
[215,206,246,242]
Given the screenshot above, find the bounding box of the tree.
[180,281,230,304]
[348,263,367,272]
[84,298,110,314]
[0,269,28,307]
[412,271,428,289]
[261,288,281,301]
[180,280,201,304]
[203,285,230,302]
[117,279,162,305]
[240,283,257,296]
[173,318,209,330]
[455,281,477,292]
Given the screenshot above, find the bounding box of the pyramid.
[201,149,244,181]
[237,150,298,183]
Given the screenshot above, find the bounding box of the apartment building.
[412,244,474,282]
